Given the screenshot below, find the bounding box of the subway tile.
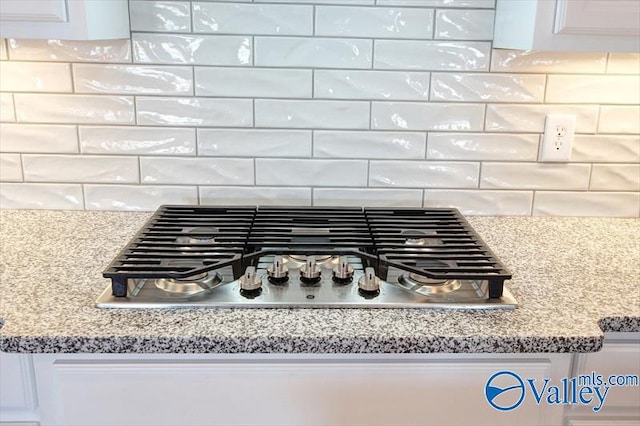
[0,154,22,181]
[369,161,479,188]
[314,131,426,159]
[533,192,640,217]
[193,2,312,35]
[435,9,494,40]
[136,97,252,127]
[431,73,544,103]
[0,183,84,210]
[14,94,134,125]
[200,186,311,206]
[7,39,131,63]
[607,53,640,74]
[572,135,640,163]
[316,6,433,39]
[22,155,139,183]
[486,104,599,133]
[198,129,311,157]
[195,67,311,98]
[314,188,423,207]
[481,163,591,190]
[0,94,15,122]
[257,0,373,4]
[133,33,251,66]
[85,185,198,211]
[377,0,494,7]
[314,70,429,101]
[130,1,191,32]
[255,100,369,129]
[427,133,539,161]
[255,37,372,69]
[0,124,78,153]
[0,62,72,92]
[599,106,640,134]
[141,157,254,185]
[73,65,193,96]
[374,40,490,71]
[546,75,640,104]
[256,159,367,187]
[0,39,7,60]
[590,164,640,191]
[490,50,607,74]
[80,126,195,155]
[424,190,533,216]
[372,102,484,131]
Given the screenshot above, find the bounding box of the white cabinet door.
[0,353,39,424]
[494,0,640,52]
[0,0,129,40]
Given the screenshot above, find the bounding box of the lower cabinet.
[0,353,38,426]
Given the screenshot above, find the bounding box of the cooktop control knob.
[332,256,354,283]
[267,255,289,283]
[358,267,381,293]
[300,256,321,283]
[240,266,262,291]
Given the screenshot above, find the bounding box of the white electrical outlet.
[540,114,575,162]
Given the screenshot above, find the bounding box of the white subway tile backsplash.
[607,53,640,74]
[14,94,134,125]
[372,102,484,131]
[590,164,640,191]
[599,106,640,134]
[546,75,640,104]
[256,159,367,187]
[369,161,479,188]
[374,40,490,71]
[377,0,494,7]
[572,135,640,163]
[136,97,253,127]
[193,2,312,35]
[0,124,78,153]
[314,70,430,101]
[424,190,533,215]
[430,73,545,103]
[0,94,15,122]
[141,157,254,185]
[533,192,640,217]
[85,185,198,211]
[490,50,607,74]
[486,105,599,133]
[7,39,132,63]
[256,0,373,4]
[195,67,311,98]
[73,65,193,96]
[200,186,311,206]
[133,34,251,65]
[130,1,191,33]
[481,163,591,190]
[427,133,539,161]
[198,129,311,157]
[0,39,7,60]
[435,9,494,40]
[0,183,84,210]
[0,62,71,92]
[0,154,22,181]
[314,188,423,207]
[314,130,426,159]
[80,126,196,155]
[316,6,433,39]
[22,155,139,183]
[255,37,372,69]
[255,100,369,129]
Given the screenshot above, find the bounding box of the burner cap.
[175,226,219,245]
[401,229,442,247]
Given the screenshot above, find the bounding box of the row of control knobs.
[239,255,381,293]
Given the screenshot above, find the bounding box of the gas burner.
[397,259,462,294]
[154,272,223,295]
[175,226,219,245]
[401,229,443,247]
[285,254,338,268]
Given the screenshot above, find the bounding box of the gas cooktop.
[97,206,516,309]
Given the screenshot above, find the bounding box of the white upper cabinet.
[0,0,129,40]
[494,0,640,52]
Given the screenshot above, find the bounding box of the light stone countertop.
[0,210,638,354]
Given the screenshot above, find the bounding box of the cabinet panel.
[555,0,640,36]
[0,353,39,424]
[0,0,67,23]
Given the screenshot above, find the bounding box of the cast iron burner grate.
[103,206,512,299]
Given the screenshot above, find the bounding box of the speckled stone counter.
[0,210,638,354]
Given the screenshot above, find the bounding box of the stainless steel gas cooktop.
[96,206,516,309]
